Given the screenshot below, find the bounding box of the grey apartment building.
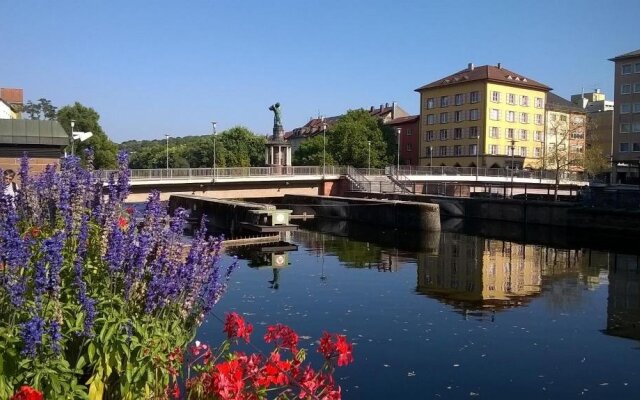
[610,49,640,183]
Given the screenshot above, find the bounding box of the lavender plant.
[0,151,237,399]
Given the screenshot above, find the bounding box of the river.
[196,218,639,399]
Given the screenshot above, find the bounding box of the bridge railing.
[100,165,348,181]
[100,165,585,182]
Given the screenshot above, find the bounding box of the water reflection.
[606,253,640,342]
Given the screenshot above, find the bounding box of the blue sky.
[1,0,638,143]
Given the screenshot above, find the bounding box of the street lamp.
[211,121,217,177]
[396,127,401,175]
[368,140,371,175]
[70,120,75,155]
[322,117,327,177]
[429,146,433,169]
[476,132,480,181]
[510,139,516,197]
[165,134,170,170]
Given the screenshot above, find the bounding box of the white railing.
[99,166,585,183]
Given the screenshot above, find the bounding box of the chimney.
[385,102,389,108]
[379,104,383,111]
[468,63,474,71]
[596,88,601,93]
[497,62,501,69]
[370,106,374,112]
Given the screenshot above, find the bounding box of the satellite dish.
[72,131,93,141]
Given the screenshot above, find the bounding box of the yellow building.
[416,63,551,168]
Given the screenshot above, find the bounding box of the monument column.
[265,102,292,174]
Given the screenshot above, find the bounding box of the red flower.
[171,383,180,399]
[318,332,353,367]
[210,359,245,400]
[264,324,299,353]
[22,226,41,240]
[223,312,253,343]
[126,206,135,215]
[118,216,128,230]
[10,386,43,400]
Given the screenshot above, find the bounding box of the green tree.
[327,109,388,167]
[22,98,57,120]
[294,134,333,166]
[217,126,266,167]
[57,102,118,168]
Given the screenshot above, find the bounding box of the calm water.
[197,219,640,399]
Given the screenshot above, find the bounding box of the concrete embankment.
[282,194,441,232]
[346,191,640,234]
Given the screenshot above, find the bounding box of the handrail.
[98,165,586,183]
[346,166,371,192]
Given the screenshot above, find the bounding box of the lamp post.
[429,146,433,170]
[322,117,326,177]
[368,140,371,175]
[396,127,401,176]
[510,139,516,197]
[70,120,75,155]
[476,133,480,181]
[165,134,170,171]
[211,121,217,178]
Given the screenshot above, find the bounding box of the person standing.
[3,169,18,207]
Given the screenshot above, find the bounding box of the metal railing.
[99,165,586,183]
[346,166,371,192]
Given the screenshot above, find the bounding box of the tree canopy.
[300,110,388,168]
[57,102,118,169]
[121,126,267,169]
[23,98,57,120]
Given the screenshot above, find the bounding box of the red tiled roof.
[415,65,551,92]
[385,115,419,125]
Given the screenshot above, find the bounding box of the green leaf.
[88,342,96,363]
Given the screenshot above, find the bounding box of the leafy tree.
[542,113,586,199]
[57,102,118,168]
[22,98,57,120]
[217,126,267,167]
[293,135,333,166]
[326,109,388,168]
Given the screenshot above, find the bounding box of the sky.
[1,0,639,143]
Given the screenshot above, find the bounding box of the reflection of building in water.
[417,232,583,313]
[606,254,640,341]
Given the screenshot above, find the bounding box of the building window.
[469,109,479,120]
[519,129,528,140]
[439,129,448,140]
[427,114,435,125]
[520,113,529,123]
[506,128,514,139]
[507,146,514,156]
[550,114,557,122]
[534,147,541,157]
[470,91,480,103]
[425,130,434,141]
[535,97,543,108]
[406,128,412,136]
[622,64,633,74]
[633,143,640,152]
[620,143,630,152]
[454,110,464,122]
[519,147,527,157]
[440,112,449,123]
[621,103,631,114]
[469,126,479,138]
[633,122,640,133]
[439,146,447,156]
[621,123,631,133]
[622,84,632,94]
[507,93,516,105]
[491,91,501,102]
[490,127,500,138]
[440,96,449,107]
[469,144,477,155]
[455,93,464,106]
[520,95,529,106]
[635,63,640,73]
[490,109,500,120]
[506,111,515,122]
[634,103,640,113]
[454,128,463,139]
[535,114,543,125]
[490,145,499,155]
[454,145,463,156]
[560,115,567,122]
[426,98,435,109]
[534,131,543,141]
[407,143,413,151]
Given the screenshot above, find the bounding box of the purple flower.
[49,319,62,354]
[20,315,45,357]
[44,232,65,298]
